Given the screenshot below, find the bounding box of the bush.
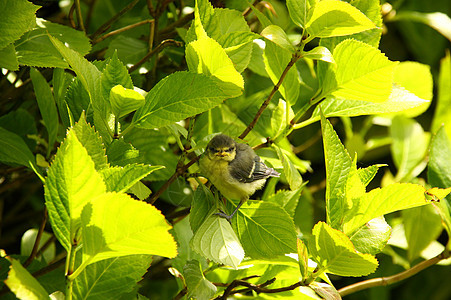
[1,0,450,299]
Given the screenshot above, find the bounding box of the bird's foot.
[214,210,233,223]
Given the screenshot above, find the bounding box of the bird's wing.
[230,145,279,183]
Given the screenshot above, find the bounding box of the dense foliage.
[0,0,451,299]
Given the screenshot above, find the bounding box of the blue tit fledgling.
[199,134,280,220]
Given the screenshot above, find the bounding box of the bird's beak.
[216,152,228,158]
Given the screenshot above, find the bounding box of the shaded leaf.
[30,68,59,155]
[0,127,36,169]
[0,0,38,49]
[73,255,153,300]
[184,260,217,300]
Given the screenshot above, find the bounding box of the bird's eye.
[226,147,235,152]
[209,147,218,153]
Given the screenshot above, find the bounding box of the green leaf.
[48,35,106,118]
[309,84,430,122]
[322,39,397,102]
[261,25,295,52]
[188,0,254,73]
[342,183,431,235]
[287,0,316,29]
[271,99,295,138]
[186,35,244,94]
[30,68,59,156]
[263,40,300,104]
[232,201,297,259]
[52,68,72,129]
[221,32,256,73]
[390,116,429,181]
[0,0,38,50]
[320,114,352,229]
[305,0,376,38]
[100,51,134,104]
[266,188,303,218]
[0,109,37,148]
[81,192,177,265]
[303,46,335,63]
[73,255,153,300]
[308,222,378,276]
[110,85,145,118]
[275,146,303,190]
[0,127,36,169]
[432,52,451,137]
[44,129,106,252]
[4,257,50,300]
[189,185,215,234]
[132,72,236,129]
[184,260,217,300]
[21,228,55,263]
[72,113,109,171]
[0,44,19,70]
[16,20,91,68]
[403,205,443,261]
[428,127,451,239]
[392,11,451,42]
[65,77,92,123]
[190,207,245,269]
[106,139,141,167]
[349,216,391,255]
[100,164,163,193]
[297,239,309,280]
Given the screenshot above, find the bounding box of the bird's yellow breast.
[199,155,266,200]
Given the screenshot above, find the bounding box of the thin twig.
[90,0,140,40]
[217,278,303,299]
[128,39,183,74]
[68,3,76,29]
[158,12,194,35]
[24,208,48,267]
[93,19,154,44]
[173,287,187,300]
[74,0,86,32]
[148,156,199,204]
[239,52,301,140]
[85,0,99,30]
[338,251,450,297]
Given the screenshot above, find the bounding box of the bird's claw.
[214,210,233,223]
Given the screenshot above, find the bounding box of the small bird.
[199,134,280,220]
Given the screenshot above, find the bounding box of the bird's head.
[205,134,237,162]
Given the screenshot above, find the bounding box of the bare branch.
[338,251,450,297]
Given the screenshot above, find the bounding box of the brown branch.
[338,251,450,297]
[93,19,154,44]
[23,208,48,267]
[148,155,200,204]
[173,287,187,300]
[239,52,301,140]
[68,3,76,29]
[128,39,183,74]
[85,0,99,30]
[217,278,303,299]
[158,12,194,35]
[74,0,86,32]
[90,0,140,40]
